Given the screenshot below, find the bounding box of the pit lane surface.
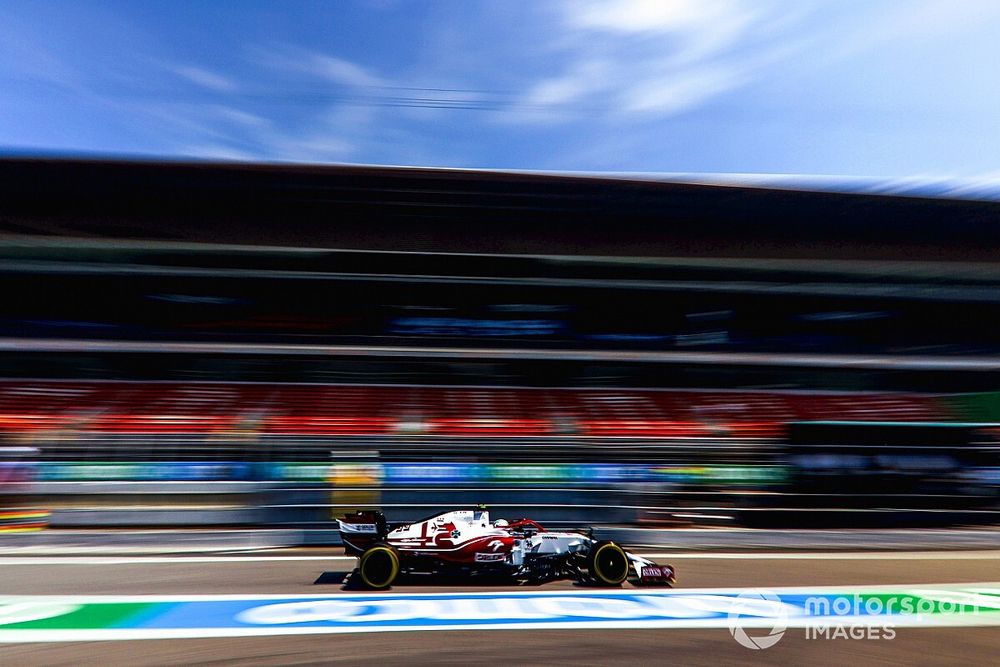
[2,551,999,666]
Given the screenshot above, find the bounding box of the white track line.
[3,581,1000,602]
[1,551,999,565]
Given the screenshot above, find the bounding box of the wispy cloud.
[171,65,238,93]
[513,0,799,118]
[573,0,717,31]
[257,46,385,88]
[207,105,268,128]
[307,54,384,88]
[523,60,611,107]
[622,63,744,114]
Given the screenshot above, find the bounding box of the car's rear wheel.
[587,541,629,586]
[358,543,400,590]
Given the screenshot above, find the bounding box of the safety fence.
[13,461,1000,531]
[4,421,1000,532]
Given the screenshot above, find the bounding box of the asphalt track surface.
[2,550,999,666]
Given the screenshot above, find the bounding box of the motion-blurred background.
[2,157,1000,540]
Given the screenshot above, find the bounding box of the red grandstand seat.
[0,381,963,440]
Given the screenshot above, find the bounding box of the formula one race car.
[337,507,675,590]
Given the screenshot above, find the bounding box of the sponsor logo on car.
[338,522,378,533]
[641,566,672,579]
[475,552,506,562]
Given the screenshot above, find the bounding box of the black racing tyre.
[587,541,630,586]
[358,543,400,590]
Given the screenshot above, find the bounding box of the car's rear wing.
[337,510,389,555]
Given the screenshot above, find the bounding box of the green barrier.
[943,391,1000,422]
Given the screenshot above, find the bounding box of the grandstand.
[2,158,999,528]
[0,381,954,441]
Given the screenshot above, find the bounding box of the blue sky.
[2,0,1000,180]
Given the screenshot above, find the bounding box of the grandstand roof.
[1,157,1000,262]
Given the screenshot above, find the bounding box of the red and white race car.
[338,507,675,590]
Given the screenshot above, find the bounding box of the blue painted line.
[3,586,1000,642]
[89,592,914,630]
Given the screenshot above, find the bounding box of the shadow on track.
[314,570,627,591]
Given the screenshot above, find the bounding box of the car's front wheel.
[357,543,400,590]
[587,541,630,586]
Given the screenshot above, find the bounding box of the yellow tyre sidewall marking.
[593,543,628,584]
[360,547,399,589]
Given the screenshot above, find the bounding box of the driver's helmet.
[493,519,510,528]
